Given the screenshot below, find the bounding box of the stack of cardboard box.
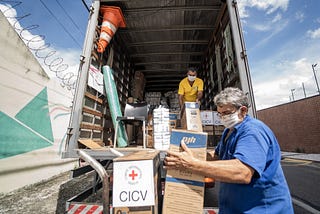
[200,110,225,148]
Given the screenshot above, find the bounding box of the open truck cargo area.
[59,0,256,213]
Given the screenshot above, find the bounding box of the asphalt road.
[282,158,320,214]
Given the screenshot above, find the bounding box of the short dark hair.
[187,67,197,73]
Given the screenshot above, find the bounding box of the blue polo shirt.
[215,115,293,214]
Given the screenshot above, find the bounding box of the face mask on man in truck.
[188,75,196,82]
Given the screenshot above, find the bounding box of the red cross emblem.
[129,170,138,180]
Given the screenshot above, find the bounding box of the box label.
[213,111,223,125]
[113,160,155,207]
[170,129,207,148]
[201,111,214,125]
[88,65,104,94]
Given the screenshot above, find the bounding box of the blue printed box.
[166,129,207,181]
[169,112,179,120]
[163,129,207,214]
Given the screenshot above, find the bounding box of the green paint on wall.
[0,111,52,159]
[15,87,54,142]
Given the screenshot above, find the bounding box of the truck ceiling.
[102,0,224,92]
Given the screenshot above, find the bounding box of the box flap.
[114,150,160,162]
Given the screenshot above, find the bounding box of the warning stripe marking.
[67,204,103,214]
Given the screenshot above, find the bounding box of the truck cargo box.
[63,0,256,158]
[59,1,255,213]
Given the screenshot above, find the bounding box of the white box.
[200,110,214,125]
[180,102,203,132]
[113,150,160,209]
[213,111,223,125]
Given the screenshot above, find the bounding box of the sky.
[1,0,320,110]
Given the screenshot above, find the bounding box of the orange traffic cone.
[97,6,126,53]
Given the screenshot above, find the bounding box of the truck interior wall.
[226,0,256,117]
[199,3,241,110]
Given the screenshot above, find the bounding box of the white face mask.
[220,110,241,128]
[188,75,196,82]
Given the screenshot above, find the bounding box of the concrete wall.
[0,12,77,193]
[257,95,320,153]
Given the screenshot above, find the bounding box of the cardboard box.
[147,133,154,148]
[113,206,155,214]
[113,150,161,213]
[212,111,223,125]
[180,102,203,132]
[169,120,176,129]
[169,112,179,120]
[214,125,225,135]
[200,111,214,125]
[169,112,179,129]
[162,129,207,214]
[203,125,214,134]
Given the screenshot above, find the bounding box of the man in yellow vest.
[178,67,204,109]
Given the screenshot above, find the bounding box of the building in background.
[257,95,320,153]
[0,11,76,193]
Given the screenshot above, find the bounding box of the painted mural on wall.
[0,87,54,159]
[0,7,77,193]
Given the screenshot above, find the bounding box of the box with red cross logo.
[112,150,161,213]
[200,110,214,125]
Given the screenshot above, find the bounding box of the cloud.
[237,1,320,110]
[251,23,271,32]
[237,0,289,18]
[252,55,320,109]
[251,19,289,49]
[307,28,320,39]
[237,1,289,46]
[0,3,79,90]
[272,13,282,23]
[250,27,320,110]
[294,11,305,23]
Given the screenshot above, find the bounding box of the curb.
[281,153,320,163]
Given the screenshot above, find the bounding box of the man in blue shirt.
[165,87,294,213]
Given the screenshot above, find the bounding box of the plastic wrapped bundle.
[102,65,127,147]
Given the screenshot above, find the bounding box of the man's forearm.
[179,95,184,108]
[197,91,203,101]
[190,158,254,184]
